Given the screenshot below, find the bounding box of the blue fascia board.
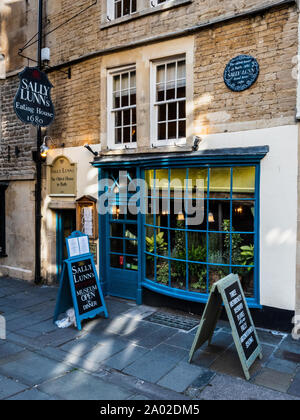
[92,146,269,169]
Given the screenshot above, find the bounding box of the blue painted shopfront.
[93,146,268,309]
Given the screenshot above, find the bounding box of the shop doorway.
[56,209,76,280]
[104,169,139,301]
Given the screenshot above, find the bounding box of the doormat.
[144,311,199,332]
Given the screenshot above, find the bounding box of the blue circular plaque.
[224,55,259,92]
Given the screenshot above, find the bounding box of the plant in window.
[240,244,254,271]
[222,219,243,265]
[146,232,168,257]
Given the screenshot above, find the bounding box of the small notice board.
[189,274,262,380]
[53,231,108,330]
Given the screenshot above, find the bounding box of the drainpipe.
[34,0,43,284]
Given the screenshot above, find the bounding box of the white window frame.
[107,65,137,150]
[107,0,138,21]
[150,56,186,147]
[150,0,170,7]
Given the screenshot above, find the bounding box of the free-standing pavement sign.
[53,231,108,331]
[189,274,262,380]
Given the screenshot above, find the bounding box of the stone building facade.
[1,0,300,329]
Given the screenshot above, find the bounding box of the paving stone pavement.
[0,276,299,400]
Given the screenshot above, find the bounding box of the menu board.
[67,235,90,258]
[53,231,108,330]
[71,259,102,316]
[189,274,262,380]
[224,281,259,361]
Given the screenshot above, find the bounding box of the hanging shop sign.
[50,156,76,196]
[13,67,55,127]
[53,231,108,330]
[224,55,259,92]
[189,274,262,380]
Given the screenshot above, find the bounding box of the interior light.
[208,212,215,223]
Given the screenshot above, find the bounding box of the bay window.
[144,166,258,300]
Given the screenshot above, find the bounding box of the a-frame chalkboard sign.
[53,231,108,331]
[189,274,262,380]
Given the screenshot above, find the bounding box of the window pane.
[115,128,122,144]
[121,92,129,107]
[158,123,166,140]
[123,109,130,126]
[166,62,176,82]
[125,239,138,255]
[232,201,255,232]
[115,1,122,18]
[132,126,137,143]
[131,0,137,13]
[208,233,226,264]
[113,75,120,92]
[157,65,165,83]
[114,93,120,109]
[234,267,254,298]
[132,108,136,124]
[168,102,177,121]
[110,238,123,253]
[114,111,122,127]
[125,256,138,271]
[123,0,130,15]
[209,167,231,196]
[130,71,136,87]
[208,201,230,232]
[187,232,206,261]
[130,89,136,106]
[157,258,170,286]
[111,223,123,237]
[178,120,186,138]
[121,72,129,90]
[125,224,137,238]
[170,260,186,290]
[179,101,186,119]
[158,104,166,122]
[232,166,255,197]
[189,263,207,293]
[111,254,124,269]
[177,84,186,99]
[168,121,177,139]
[157,85,165,102]
[166,82,176,100]
[177,60,186,79]
[209,266,230,291]
[146,254,155,280]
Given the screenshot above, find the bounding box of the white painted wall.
[199,125,298,311]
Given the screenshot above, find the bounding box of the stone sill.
[101,0,192,30]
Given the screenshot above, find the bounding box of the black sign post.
[189,274,262,380]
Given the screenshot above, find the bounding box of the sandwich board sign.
[189,274,262,380]
[53,231,108,330]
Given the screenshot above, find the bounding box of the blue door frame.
[98,168,140,302]
[56,210,76,279]
[95,147,268,308]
